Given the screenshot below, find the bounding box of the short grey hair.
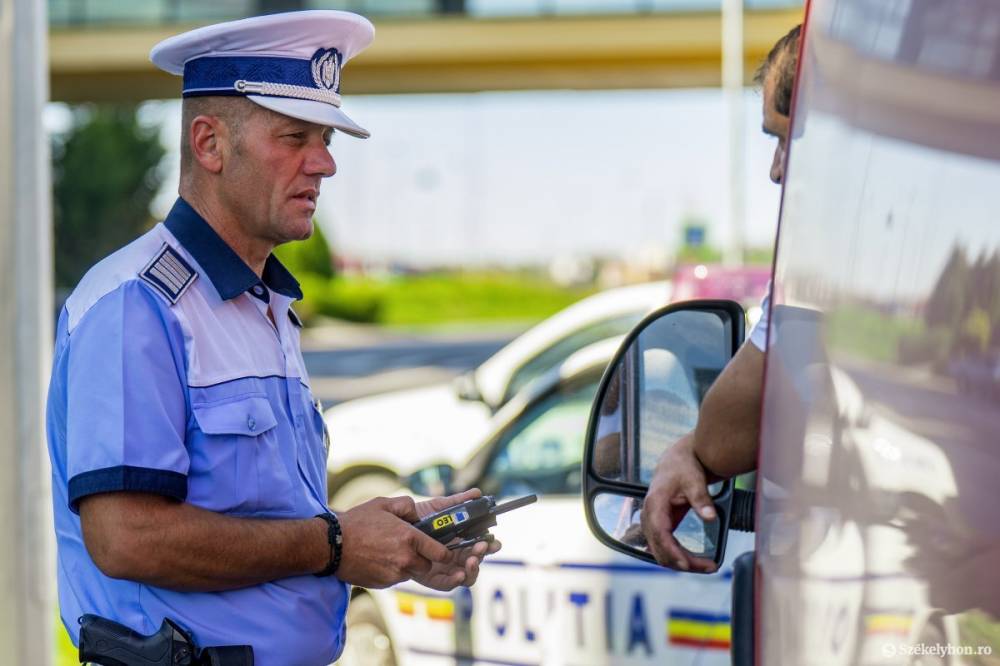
[179,96,261,172]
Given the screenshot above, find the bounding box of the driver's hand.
[641,433,720,573]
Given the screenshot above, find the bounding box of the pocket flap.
[192,395,279,436]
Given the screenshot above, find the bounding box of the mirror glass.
[591,308,734,484]
[591,491,720,558]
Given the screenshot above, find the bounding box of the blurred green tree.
[968,252,1000,346]
[273,222,336,279]
[959,307,992,356]
[53,105,165,289]
[924,245,969,329]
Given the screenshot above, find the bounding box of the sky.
[53,87,786,268]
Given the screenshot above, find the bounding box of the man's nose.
[306,144,336,178]
[770,145,784,185]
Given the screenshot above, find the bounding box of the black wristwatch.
[314,512,343,577]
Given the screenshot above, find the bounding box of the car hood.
[324,382,494,474]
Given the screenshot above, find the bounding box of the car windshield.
[481,377,600,498]
[502,312,644,404]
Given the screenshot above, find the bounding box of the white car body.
[342,338,755,666]
[324,282,671,504]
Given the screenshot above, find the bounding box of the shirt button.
[252,285,265,297]
[248,416,256,432]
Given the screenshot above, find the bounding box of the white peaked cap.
[150,11,374,138]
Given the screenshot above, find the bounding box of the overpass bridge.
[50,2,804,102]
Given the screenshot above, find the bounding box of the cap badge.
[311,48,342,92]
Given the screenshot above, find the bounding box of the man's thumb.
[443,488,482,506]
[687,482,717,522]
[419,488,483,516]
[386,496,420,522]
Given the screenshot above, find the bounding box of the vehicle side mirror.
[403,463,455,497]
[453,371,483,402]
[582,300,749,570]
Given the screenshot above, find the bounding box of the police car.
[338,337,755,666]
[324,281,671,509]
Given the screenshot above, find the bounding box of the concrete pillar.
[0,0,55,662]
[723,0,746,267]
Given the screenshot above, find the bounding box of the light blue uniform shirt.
[47,198,347,666]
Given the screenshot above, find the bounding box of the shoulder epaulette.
[139,243,198,305]
[288,307,304,328]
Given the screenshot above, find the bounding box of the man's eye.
[285,132,306,142]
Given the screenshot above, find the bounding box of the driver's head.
[755,24,802,185]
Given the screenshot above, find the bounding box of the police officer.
[46,11,498,665]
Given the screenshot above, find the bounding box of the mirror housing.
[453,371,483,402]
[582,299,748,570]
[403,463,455,497]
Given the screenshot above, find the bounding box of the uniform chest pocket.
[189,394,296,516]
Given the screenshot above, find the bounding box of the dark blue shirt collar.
[164,197,302,302]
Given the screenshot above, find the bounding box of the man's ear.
[188,114,225,174]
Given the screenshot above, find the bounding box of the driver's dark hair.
[754,24,803,117]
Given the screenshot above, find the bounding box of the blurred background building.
[46,0,802,328]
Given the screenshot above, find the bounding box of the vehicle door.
[758,0,1000,663]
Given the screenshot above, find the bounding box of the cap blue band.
[182,52,341,97]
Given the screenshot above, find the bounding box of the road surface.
[300,322,518,406]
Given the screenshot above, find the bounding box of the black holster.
[78,614,253,666]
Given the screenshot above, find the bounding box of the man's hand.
[641,433,719,573]
[641,342,765,572]
[336,496,453,589]
[412,489,502,591]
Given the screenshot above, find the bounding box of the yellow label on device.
[433,515,455,530]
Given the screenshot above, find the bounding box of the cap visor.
[248,95,369,139]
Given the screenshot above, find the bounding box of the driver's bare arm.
[692,341,765,478]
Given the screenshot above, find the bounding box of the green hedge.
[294,272,592,327]
[377,273,590,326]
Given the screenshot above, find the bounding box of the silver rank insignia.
[139,243,198,305]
